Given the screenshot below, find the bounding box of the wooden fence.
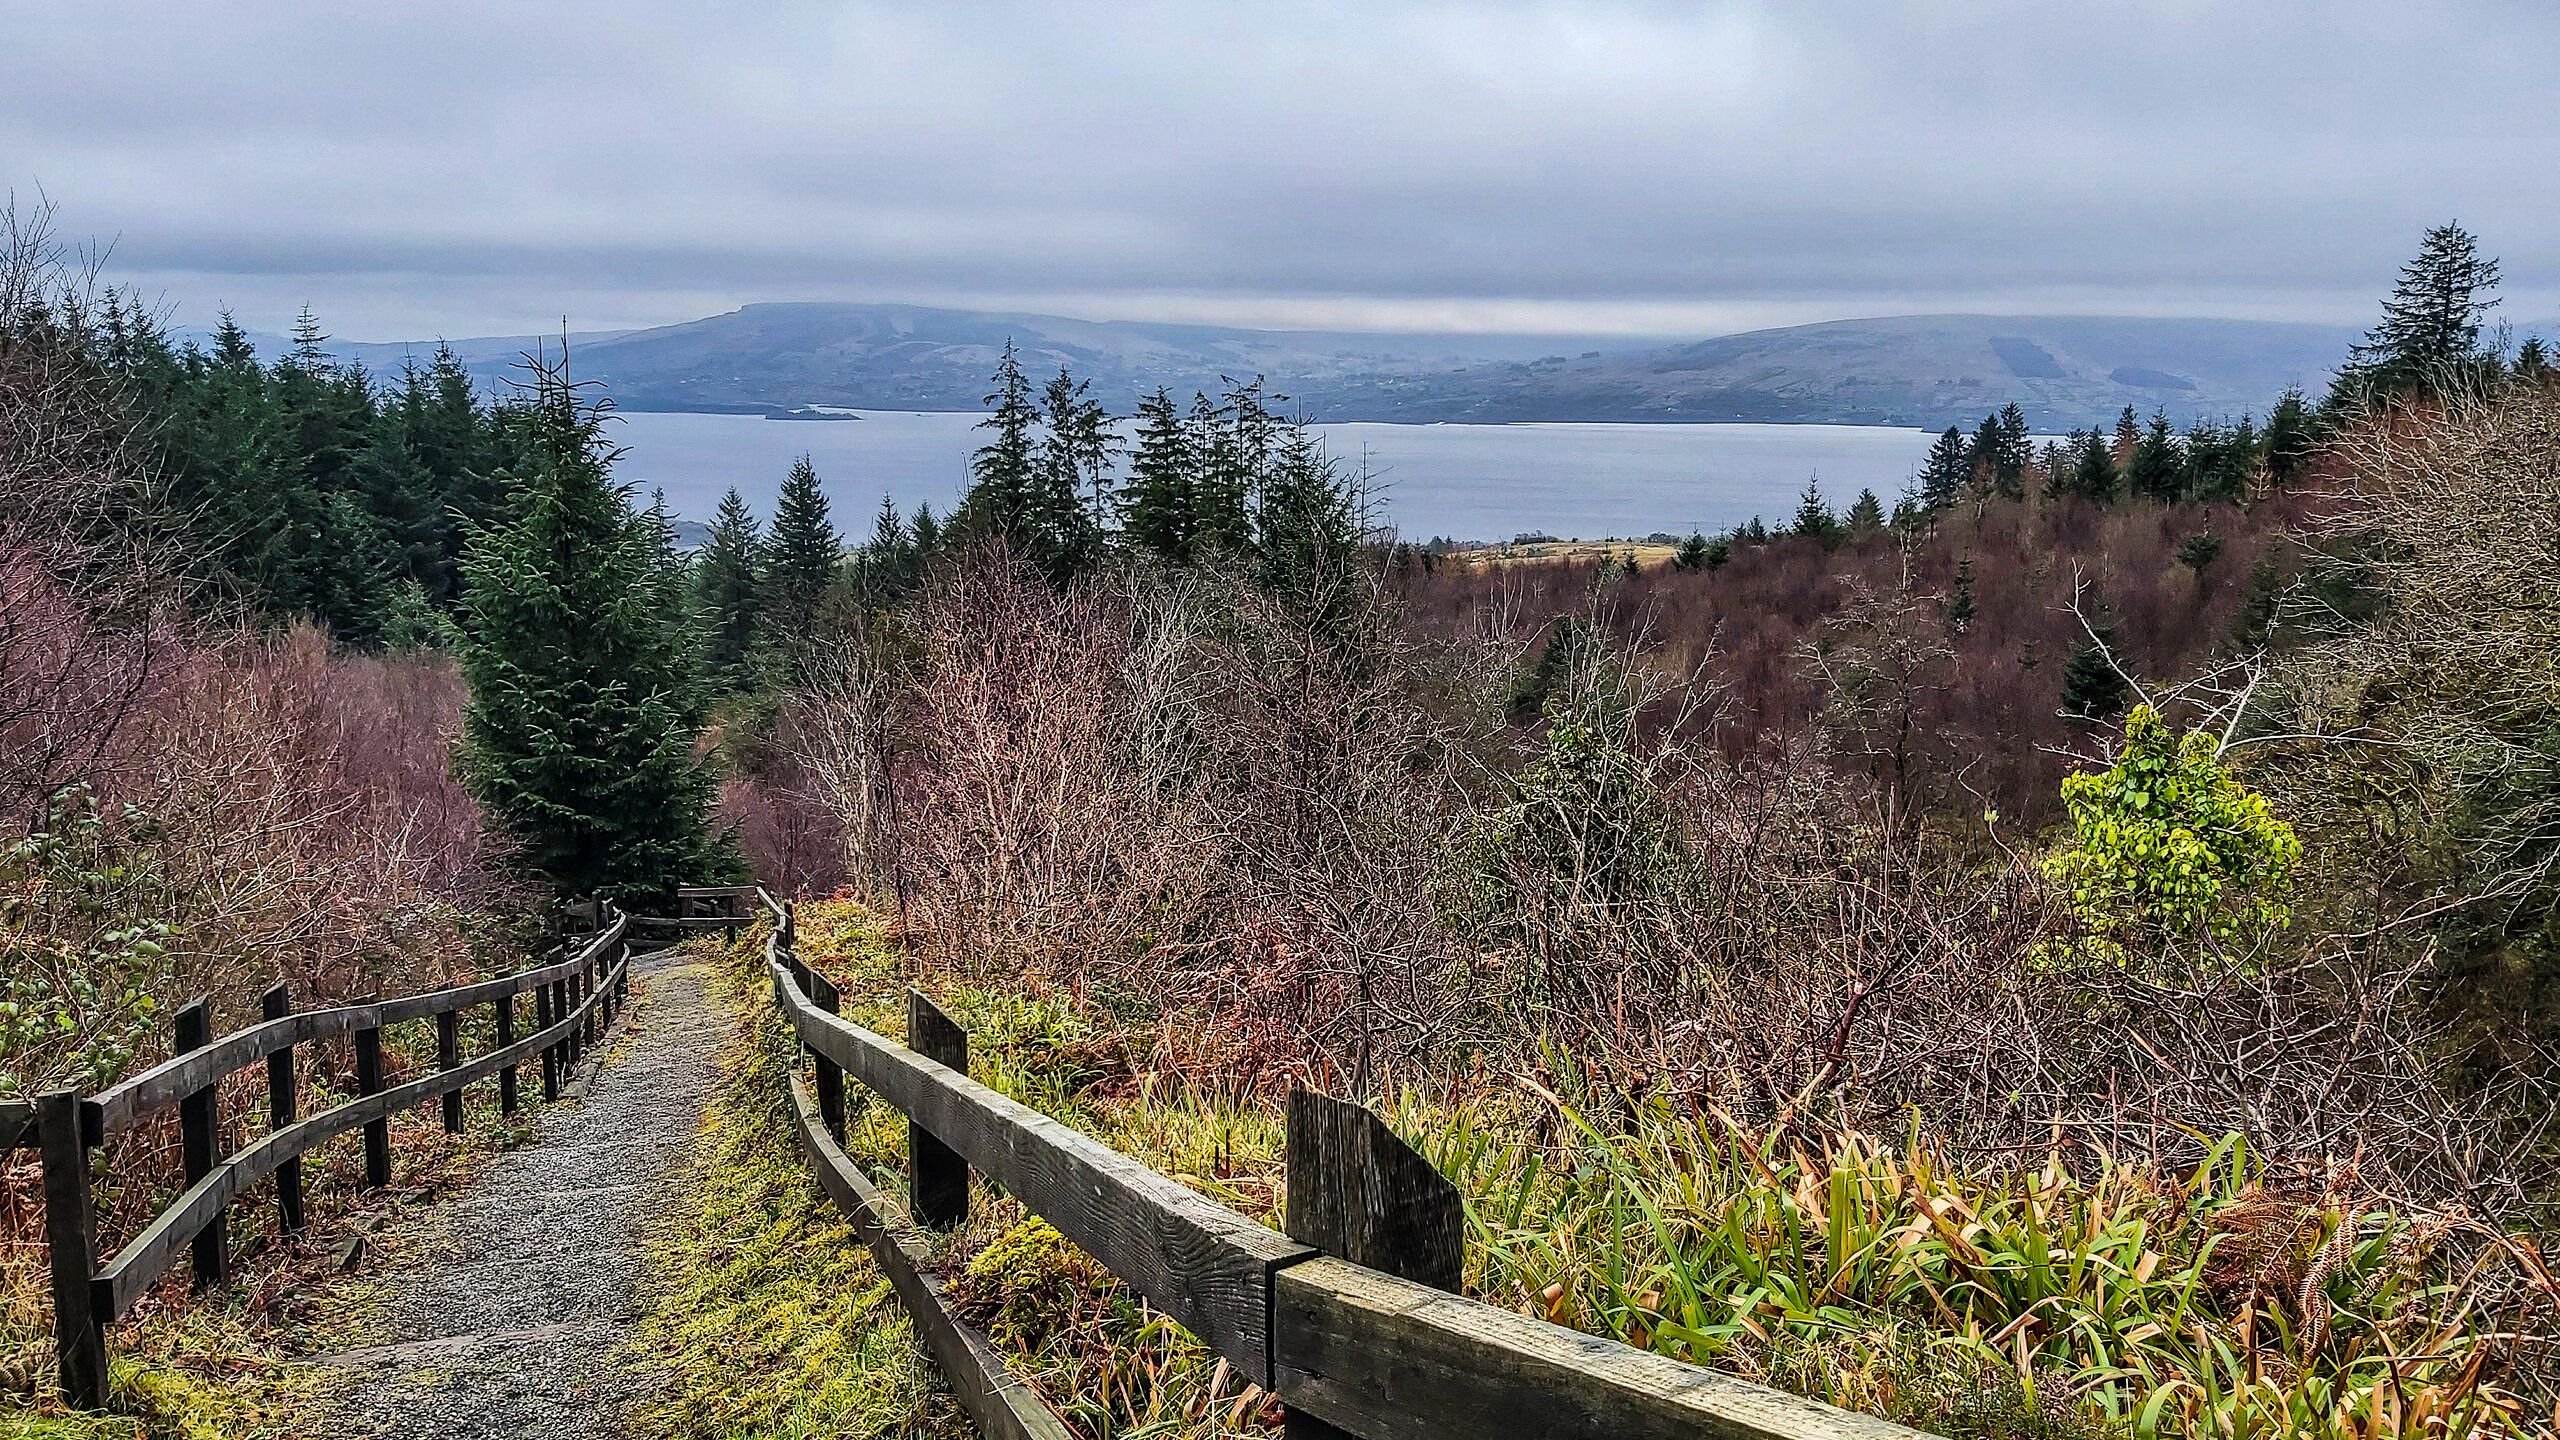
[751,889,1925,1440]
[23,905,637,1410]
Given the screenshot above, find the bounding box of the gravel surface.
[321,948,722,1440]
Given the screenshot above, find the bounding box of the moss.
[621,937,965,1440]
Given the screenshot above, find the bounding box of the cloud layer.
[11,2,2555,338]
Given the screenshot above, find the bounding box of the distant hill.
[1292,315,2359,429]
[240,303,2365,429]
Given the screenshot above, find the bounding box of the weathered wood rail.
[753,888,1928,1440]
[29,905,637,1409]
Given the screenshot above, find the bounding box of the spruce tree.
[455,359,722,904]
[1255,422,1359,607]
[2126,411,2185,503]
[1031,366,1109,584]
[1916,426,1969,514]
[759,454,840,680]
[2060,603,2133,729]
[2262,388,2316,487]
[1189,387,1255,557]
[694,487,761,688]
[1672,532,1712,571]
[1790,478,1840,545]
[1990,403,2032,499]
[1944,558,1976,635]
[952,340,1039,551]
[2515,336,2551,384]
[2336,221,2502,405]
[1845,488,1886,534]
[2072,429,2118,501]
[1121,386,1195,563]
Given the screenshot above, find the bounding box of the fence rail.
[754,888,1924,1440]
[0,1099,31,1154]
[33,904,637,1410]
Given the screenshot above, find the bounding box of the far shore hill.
[228,302,2401,431]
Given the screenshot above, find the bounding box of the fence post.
[906,988,969,1229]
[809,969,845,1140]
[535,981,559,1102]
[435,1009,463,1134]
[261,983,304,1236]
[174,996,225,1290]
[354,1001,390,1189]
[1281,1088,1465,1440]
[37,1090,107,1411]
[496,991,519,1117]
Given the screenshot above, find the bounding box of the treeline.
[80,306,532,645]
[693,341,1366,694]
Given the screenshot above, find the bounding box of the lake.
[606,409,1942,542]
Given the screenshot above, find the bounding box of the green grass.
[620,939,964,1440]
[777,899,2552,1440]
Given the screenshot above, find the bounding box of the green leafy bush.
[0,787,176,1095]
[2042,705,2299,971]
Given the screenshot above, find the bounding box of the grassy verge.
[769,899,2551,1440]
[620,935,965,1440]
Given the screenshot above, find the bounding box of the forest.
[6,208,2560,1438]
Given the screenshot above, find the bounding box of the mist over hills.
[262,302,2368,429]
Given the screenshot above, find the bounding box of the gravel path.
[320,947,723,1440]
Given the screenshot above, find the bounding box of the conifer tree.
[1989,403,2032,499]
[2126,411,2185,503]
[2335,221,2503,405]
[759,454,840,681]
[2515,336,2551,384]
[952,340,1039,550]
[2260,389,2315,489]
[2060,602,2133,729]
[2072,429,2118,501]
[1255,423,1359,607]
[455,359,722,904]
[1672,532,1712,571]
[1121,386,1195,563]
[1790,478,1840,545]
[694,487,761,688]
[1188,387,1256,557]
[1916,426,1969,514]
[1031,366,1109,583]
[1944,558,1976,635]
[1845,488,1886,534]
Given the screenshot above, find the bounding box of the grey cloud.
[9,1,2555,339]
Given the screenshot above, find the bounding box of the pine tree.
[1031,366,1108,583]
[759,454,840,681]
[910,501,942,556]
[2176,531,2223,574]
[694,487,761,688]
[2262,388,2316,488]
[2126,411,2184,503]
[1672,532,1712,571]
[1916,425,1969,514]
[2072,429,2118,501]
[2112,407,2141,459]
[2335,221,2503,405]
[1944,558,1976,635]
[2515,336,2551,384]
[1189,388,1255,557]
[2060,603,2133,728]
[455,358,722,904]
[1790,478,1840,545]
[1845,488,1886,534]
[850,493,921,609]
[952,340,1040,550]
[1120,386,1196,563]
[1989,404,2032,499]
[1255,422,1359,607]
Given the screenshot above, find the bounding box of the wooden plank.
[0,1099,35,1154]
[496,992,519,1116]
[787,1071,1075,1440]
[770,956,1312,1386]
[355,1006,390,1189]
[1283,1089,1463,1439]
[808,969,845,1140]
[37,1090,108,1410]
[174,998,225,1291]
[261,984,304,1236]
[1273,1259,1925,1440]
[89,918,628,1137]
[92,950,630,1317]
[436,1011,463,1133]
[907,989,969,1230]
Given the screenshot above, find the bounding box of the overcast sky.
[8,2,2555,341]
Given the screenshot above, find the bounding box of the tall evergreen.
[2060,598,2133,729]
[2514,337,2550,384]
[694,487,761,688]
[2071,429,2118,501]
[1121,386,1196,563]
[1790,479,1841,545]
[1188,389,1254,556]
[1845,487,1885,534]
[2335,221,2503,405]
[1255,423,1360,606]
[1031,366,1109,583]
[2125,411,2185,503]
[759,454,840,678]
[2262,388,2316,488]
[952,340,1040,551]
[455,359,722,904]
[1916,425,1970,515]
[1989,403,2032,499]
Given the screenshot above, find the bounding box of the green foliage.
[693,487,761,689]
[1917,425,1970,515]
[1789,479,1840,544]
[454,360,724,906]
[756,454,840,684]
[2174,531,2222,574]
[2333,221,2504,406]
[1844,487,1885,534]
[1119,386,1196,564]
[0,788,173,1095]
[2043,705,2300,970]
